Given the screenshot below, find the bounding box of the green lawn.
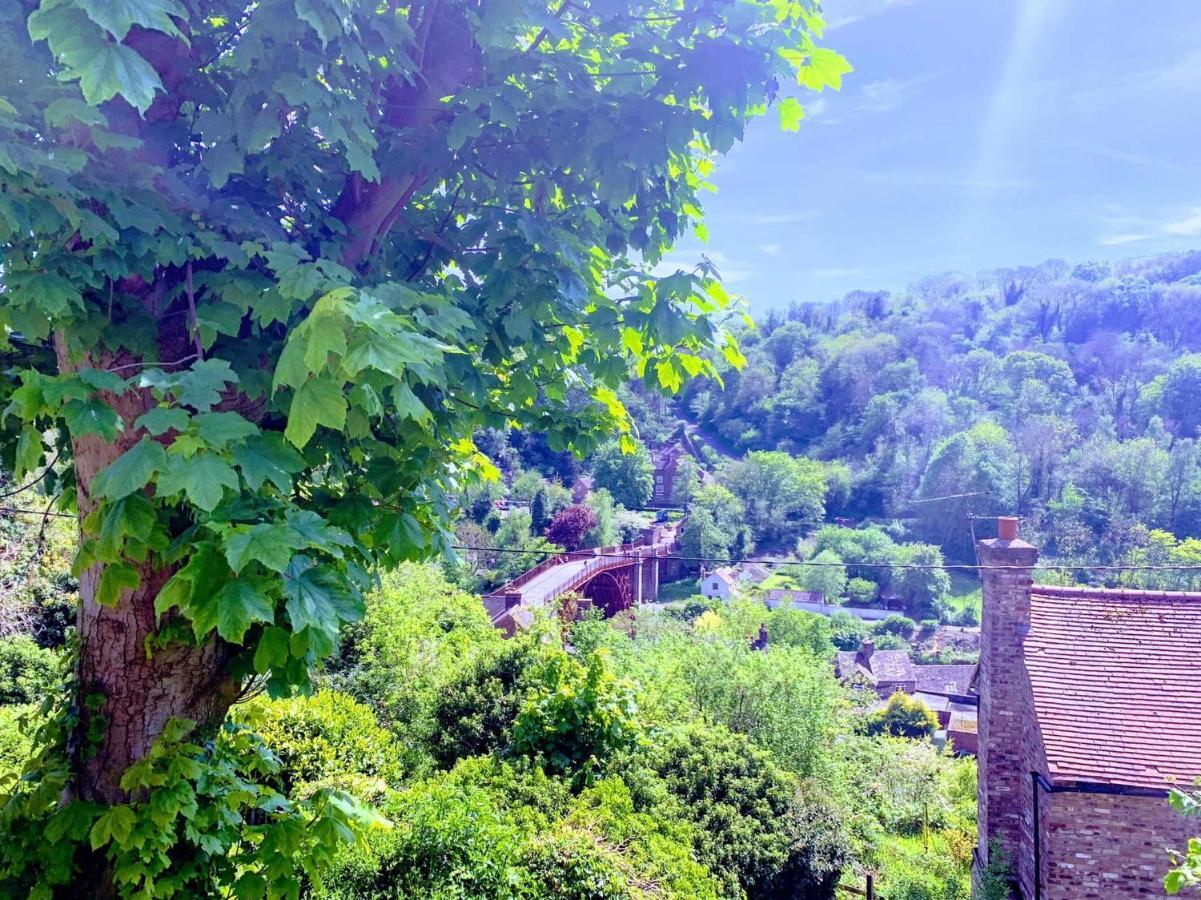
[942,570,982,621]
[656,577,700,602]
[757,572,800,591]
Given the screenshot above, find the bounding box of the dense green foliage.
[677,253,1201,570]
[0,0,850,889]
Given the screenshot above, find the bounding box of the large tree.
[0,0,845,890]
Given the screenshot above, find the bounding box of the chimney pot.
[997,516,1019,542]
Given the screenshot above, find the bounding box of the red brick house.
[974,519,1201,899]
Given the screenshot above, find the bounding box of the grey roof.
[835,648,916,684]
[914,664,977,697]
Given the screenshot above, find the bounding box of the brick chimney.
[974,516,1038,891]
[855,638,875,669]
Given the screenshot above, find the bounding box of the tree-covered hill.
[678,250,1201,565]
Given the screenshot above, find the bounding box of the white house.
[700,567,739,601]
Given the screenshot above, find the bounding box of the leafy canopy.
[0,0,847,696]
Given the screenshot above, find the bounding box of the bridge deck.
[486,522,681,619]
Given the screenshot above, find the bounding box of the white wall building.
[700,567,739,601]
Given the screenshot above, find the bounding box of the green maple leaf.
[135,407,190,436]
[96,561,139,607]
[194,579,276,643]
[78,42,164,114]
[62,397,122,440]
[184,453,240,511]
[283,557,361,633]
[224,523,304,574]
[195,411,257,448]
[285,377,347,448]
[89,805,135,849]
[777,97,804,131]
[253,625,291,674]
[232,434,304,492]
[175,359,238,411]
[96,494,158,560]
[79,0,186,40]
[157,451,238,510]
[90,439,167,501]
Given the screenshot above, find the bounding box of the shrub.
[322,778,523,899]
[641,724,845,899]
[0,636,58,705]
[766,608,834,656]
[875,614,918,638]
[238,690,404,793]
[0,704,35,776]
[866,693,938,740]
[847,577,878,604]
[429,640,538,767]
[511,650,642,788]
[547,505,599,551]
[829,610,872,650]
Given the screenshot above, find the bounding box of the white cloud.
[857,76,932,113]
[760,243,782,255]
[1097,233,1150,246]
[825,0,916,30]
[1165,208,1201,237]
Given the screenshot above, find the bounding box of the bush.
[511,650,642,788]
[320,759,720,900]
[766,608,834,656]
[429,640,537,767]
[829,610,872,650]
[547,505,600,551]
[847,577,878,604]
[875,615,918,638]
[0,635,58,705]
[238,690,404,793]
[640,724,845,899]
[334,563,506,773]
[0,704,35,776]
[866,693,939,740]
[322,777,524,899]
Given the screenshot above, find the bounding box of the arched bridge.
[483,523,681,633]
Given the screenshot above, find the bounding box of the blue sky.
[663,0,1201,311]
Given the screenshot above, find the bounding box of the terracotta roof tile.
[1027,585,1201,791]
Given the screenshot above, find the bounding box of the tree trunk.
[56,337,240,807]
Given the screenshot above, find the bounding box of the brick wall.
[1042,791,1191,899]
[976,535,1041,895]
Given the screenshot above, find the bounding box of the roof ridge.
[1032,584,1201,602]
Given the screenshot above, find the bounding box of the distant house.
[737,562,772,586]
[650,444,685,505]
[973,519,1201,898]
[570,475,594,503]
[700,567,739,601]
[835,640,916,698]
[836,641,979,755]
[763,588,825,607]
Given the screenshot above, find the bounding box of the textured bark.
[55,336,240,807]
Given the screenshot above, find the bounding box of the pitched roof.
[914,664,976,697]
[835,647,915,684]
[1027,585,1201,791]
